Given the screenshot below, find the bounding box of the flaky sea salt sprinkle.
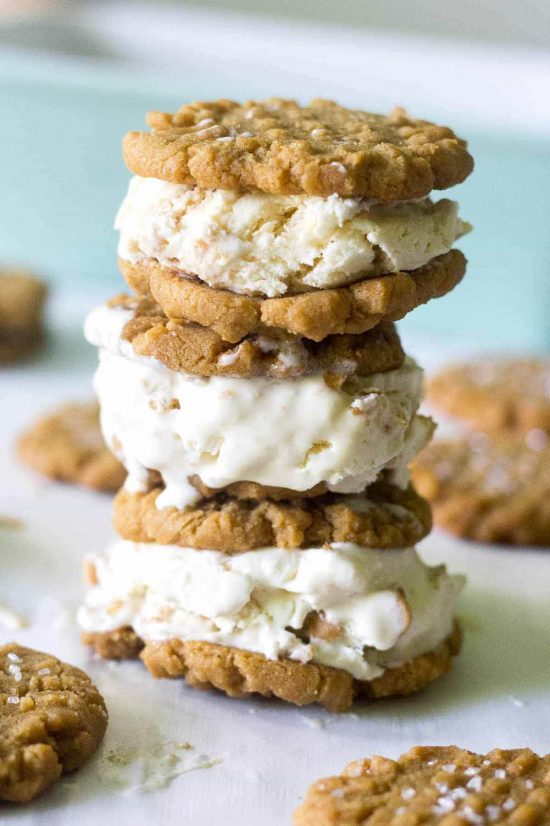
[8,663,22,682]
[466,775,483,792]
[401,787,416,800]
[432,796,455,815]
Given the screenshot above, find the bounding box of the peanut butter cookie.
[428,358,550,437]
[412,436,550,545]
[0,644,107,803]
[17,401,125,493]
[0,271,47,364]
[83,624,461,712]
[114,294,405,378]
[121,249,466,342]
[123,99,473,199]
[113,482,432,552]
[295,745,550,825]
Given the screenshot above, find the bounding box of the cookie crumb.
[96,740,220,794]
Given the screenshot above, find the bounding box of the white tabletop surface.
[2,290,550,825]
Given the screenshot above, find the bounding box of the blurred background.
[2,0,550,350]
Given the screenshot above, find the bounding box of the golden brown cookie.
[83,624,460,712]
[147,455,436,504]
[295,745,550,825]
[428,358,550,437]
[412,437,550,546]
[0,271,48,364]
[112,482,432,552]
[187,476,327,501]
[123,99,473,199]
[17,401,126,493]
[0,644,107,803]
[120,249,466,343]
[115,294,405,378]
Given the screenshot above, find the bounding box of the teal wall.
[3,63,550,350]
[401,133,550,349]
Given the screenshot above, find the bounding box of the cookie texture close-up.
[123,98,473,199]
[0,644,107,803]
[428,358,550,437]
[113,482,432,552]
[0,271,48,364]
[294,745,550,825]
[17,401,126,493]
[115,295,406,379]
[412,437,550,545]
[83,625,461,712]
[120,249,466,342]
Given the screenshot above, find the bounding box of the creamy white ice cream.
[86,304,432,509]
[116,176,470,297]
[78,540,463,680]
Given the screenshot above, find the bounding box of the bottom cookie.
[295,745,550,825]
[82,625,461,713]
[17,401,126,493]
[0,644,108,803]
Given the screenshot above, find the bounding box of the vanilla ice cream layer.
[78,540,463,680]
[116,176,470,297]
[86,305,430,509]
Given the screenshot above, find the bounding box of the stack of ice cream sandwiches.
[79,98,472,711]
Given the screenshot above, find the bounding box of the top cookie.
[123,98,473,199]
[428,358,550,437]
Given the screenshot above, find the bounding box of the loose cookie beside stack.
[0,644,107,803]
[0,270,47,364]
[414,358,550,545]
[78,98,473,710]
[295,746,550,824]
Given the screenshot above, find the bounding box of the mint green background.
[3,59,550,350]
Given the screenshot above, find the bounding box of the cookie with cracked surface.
[120,249,466,343]
[428,358,550,437]
[0,271,47,364]
[412,437,550,546]
[294,745,550,825]
[115,294,405,378]
[113,482,432,552]
[123,99,473,199]
[0,644,107,803]
[82,624,461,712]
[17,401,126,493]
